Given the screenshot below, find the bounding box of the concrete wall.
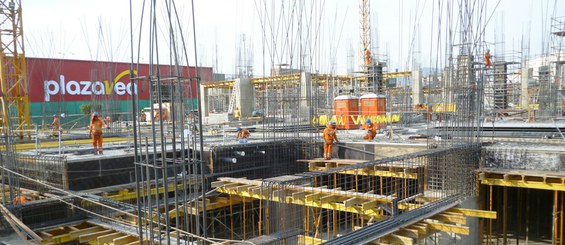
[337,142,428,160]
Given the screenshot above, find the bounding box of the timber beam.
[297,159,422,179]
[478,168,565,191]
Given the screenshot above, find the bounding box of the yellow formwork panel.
[217,186,386,219]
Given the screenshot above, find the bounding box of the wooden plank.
[343,197,363,207]
[431,214,467,225]
[97,232,122,244]
[426,222,469,235]
[382,234,414,245]
[320,195,338,203]
[211,180,225,188]
[305,193,324,202]
[395,228,420,239]
[68,226,104,239]
[361,200,378,210]
[114,235,138,245]
[292,191,306,199]
[78,230,114,243]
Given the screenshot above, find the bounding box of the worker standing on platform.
[484,49,492,68]
[234,107,241,121]
[323,121,339,160]
[363,118,377,141]
[51,114,60,136]
[236,127,250,143]
[89,112,107,155]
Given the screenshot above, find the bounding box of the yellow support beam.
[202,80,236,88]
[480,178,565,191]
[339,169,418,179]
[448,208,497,219]
[384,71,412,78]
[104,182,198,202]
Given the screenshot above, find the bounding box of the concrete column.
[199,84,209,117]
[521,67,531,109]
[442,67,452,103]
[412,69,423,106]
[300,72,312,118]
[236,78,254,118]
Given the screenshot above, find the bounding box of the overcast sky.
[23,0,565,77]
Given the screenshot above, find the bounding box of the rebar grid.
[212,145,480,243]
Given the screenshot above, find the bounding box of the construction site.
[0,0,564,244]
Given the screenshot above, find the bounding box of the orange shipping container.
[334,95,359,129]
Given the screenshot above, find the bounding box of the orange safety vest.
[323,126,338,143]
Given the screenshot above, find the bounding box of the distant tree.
[80,104,101,116]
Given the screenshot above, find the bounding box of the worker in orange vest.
[363,119,377,141]
[364,48,373,65]
[323,122,339,160]
[484,49,492,68]
[13,195,28,205]
[140,109,147,122]
[236,127,250,143]
[89,112,107,155]
[51,114,60,136]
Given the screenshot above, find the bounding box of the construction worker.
[140,109,147,122]
[484,49,492,68]
[235,127,250,143]
[323,121,339,160]
[234,107,241,121]
[89,112,107,155]
[154,109,167,122]
[364,48,373,65]
[51,114,60,136]
[12,195,28,205]
[105,115,112,126]
[363,118,377,141]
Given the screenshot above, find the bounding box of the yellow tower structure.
[360,0,372,70]
[0,0,30,140]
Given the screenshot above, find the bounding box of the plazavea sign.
[44,70,137,102]
[27,58,212,103]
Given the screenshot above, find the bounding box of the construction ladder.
[228,79,240,113]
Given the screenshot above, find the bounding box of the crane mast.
[0,0,30,141]
[360,0,372,70]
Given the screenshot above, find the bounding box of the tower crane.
[359,0,385,94]
[0,0,30,140]
[360,0,372,69]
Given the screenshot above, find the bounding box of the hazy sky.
[23,0,565,76]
